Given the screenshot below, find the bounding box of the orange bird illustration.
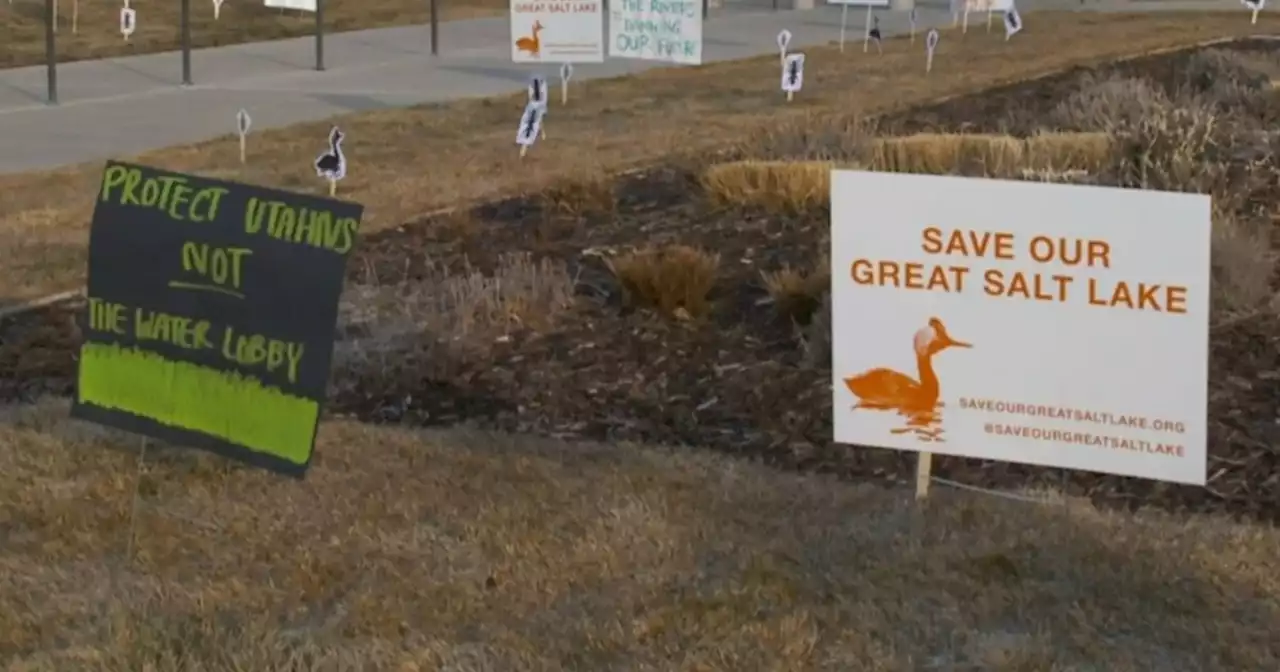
[844,317,971,414]
[515,20,544,57]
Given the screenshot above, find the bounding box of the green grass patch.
[77,342,319,464]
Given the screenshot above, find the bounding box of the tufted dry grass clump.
[740,112,878,163]
[607,244,720,319]
[1108,103,1222,193]
[701,161,836,214]
[540,170,618,219]
[1182,48,1277,107]
[1209,210,1277,318]
[1050,74,1175,131]
[331,253,575,391]
[868,132,1113,176]
[761,256,831,326]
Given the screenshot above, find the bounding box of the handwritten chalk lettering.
[177,243,253,297]
[87,297,129,335]
[135,308,216,350]
[851,259,971,292]
[646,0,697,16]
[100,165,229,222]
[1087,279,1188,313]
[920,227,1015,260]
[623,17,683,34]
[220,327,305,384]
[982,270,1074,302]
[243,197,359,255]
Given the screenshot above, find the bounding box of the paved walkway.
[0,0,1241,174]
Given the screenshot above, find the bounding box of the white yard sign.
[830,171,1209,486]
[264,0,316,10]
[511,0,604,63]
[609,0,702,65]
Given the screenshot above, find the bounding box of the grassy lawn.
[0,0,506,69]
[2,399,1277,669]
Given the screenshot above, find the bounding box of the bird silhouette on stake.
[314,126,346,197]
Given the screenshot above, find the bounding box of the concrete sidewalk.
[0,0,1240,174]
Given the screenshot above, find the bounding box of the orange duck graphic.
[515,20,544,58]
[844,317,971,443]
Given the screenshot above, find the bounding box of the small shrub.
[541,171,616,219]
[1108,104,1221,192]
[1210,210,1276,317]
[607,244,720,319]
[1050,74,1172,131]
[761,257,830,325]
[1182,49,1273,106]
[701,161,834,213]
[332,253,575,391]
[740,112,877,163]
[869,133,1112,176]
[800,292,832,370]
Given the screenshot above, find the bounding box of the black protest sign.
[71,161,364,477]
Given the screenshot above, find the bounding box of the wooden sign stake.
[328,178,336,197]
[915,452,933,499]
[786,90,794,102]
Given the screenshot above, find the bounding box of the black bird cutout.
[1006,11,1019,30]
[314,126,346,182]
[531,78,543,103]
[869,16,883,53]
[787,59,800,87]
[523,109,538,138]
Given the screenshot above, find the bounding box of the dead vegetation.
[606,244,721,319]
[333,253,575,392]
[702,161,835,214]
[2,399,1278,670]
[761,257,830,325]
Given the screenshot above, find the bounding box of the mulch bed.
[4,42,1279,523]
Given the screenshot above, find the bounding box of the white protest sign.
[560,63,574,104]
[313,126,347,196]
[213,0,226,19]
[926,28,939,73]
[264,0,316,11]
[236,109,251,164]
[512,0,604,63]
[516,103,545,157]
[781,52,804,101]
[777,29,791,62]
[830,171,1209,487]
[610,0,702,65]
[120,1,136,41]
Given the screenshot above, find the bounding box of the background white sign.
[264,0,316,10]
[609,0,702,65]
[511,0,605,63]
[826,0,891,7]
[830,171,1209,486]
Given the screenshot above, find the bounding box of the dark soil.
[4,41,1279,523]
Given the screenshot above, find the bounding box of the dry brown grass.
[4,11,1279,306]
[1,399,1278,669]
[333,253,575,389]
[868,131,1113,176]
[702,160,835,213]
[607,244,720,319]
[540,170,618,220]
[761,257,830,325]
[0,0,504,69]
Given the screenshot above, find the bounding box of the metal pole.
[430,0,439,56]
[701,0,707,19]
[181,0,192,85]
[315,0,325,71]
[44,0,56,103]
